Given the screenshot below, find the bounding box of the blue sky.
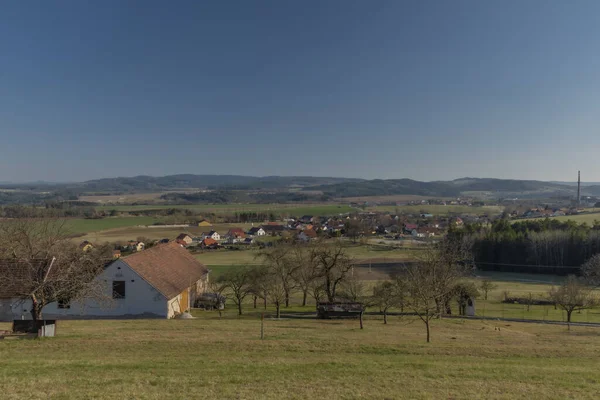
[1,1,599,182]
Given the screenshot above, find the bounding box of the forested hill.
[1,175,598,199]
[308,178,594,198]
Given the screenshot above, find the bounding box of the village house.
[200,238,219,249]
[261,224,285,235]
[298,229,318,242]
[112,250,121,259]
[201,231,220,241]
[247,227,266,237]
[224,228,246,244]
[0,243,209,320]
[176,233,194,246]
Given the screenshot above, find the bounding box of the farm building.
[176,233,194,245]
[0,243,209,320]
[247,227,266,236]
[201,231,220,241]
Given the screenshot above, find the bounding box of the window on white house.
[113,281,126,299]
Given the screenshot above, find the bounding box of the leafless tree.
[479,279,497,300]
[334,274,371,329]
[372,279,405,324]
[548,275,597,329]
[312,240,354,302]
[216,265,254,316]
[401,244,469,342]
[0,218,113,320]
[289,245,319,306]
[258,244,298,307]
[452,282,479,316]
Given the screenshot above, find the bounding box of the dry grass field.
[78,223,257,243]
[0,316,599,399]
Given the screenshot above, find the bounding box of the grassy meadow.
[96,203,355,216]
[77,223,257,243]
[1,315,600,399]
[367,204,504,215]
[66,216,159,235]
[521,211,600,225]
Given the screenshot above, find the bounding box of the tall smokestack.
[577,170,581,207]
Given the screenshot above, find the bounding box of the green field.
[521,211,600,225]
[367,204,504,215]
[66,217,158,235]
[195,243,417,267]
[1,315,599,399]
[77,223,257,243]
[96,203,354,216]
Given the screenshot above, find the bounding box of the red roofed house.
[298,229,318,242]
[225,228,246,244]
[0,243,209,320]
[201,238,219,248]
[176,233,193,246]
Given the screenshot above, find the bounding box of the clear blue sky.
[1,1,599,183]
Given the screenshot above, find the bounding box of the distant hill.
[308,177,581,199]
[0,175,593,201]
[42,175,363,194]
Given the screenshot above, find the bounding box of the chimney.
[577,170,581,207]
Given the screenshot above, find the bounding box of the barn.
[0,243,209,320]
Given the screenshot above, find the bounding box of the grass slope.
[66,217,158,235]
[96,203,354,216]
[0,316,599,399]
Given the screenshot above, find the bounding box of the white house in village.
[201,231,220,241]
[248,227,266,237]
[0,243,209,320]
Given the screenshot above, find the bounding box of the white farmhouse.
[201,231,221,241]
[0,243,209,320]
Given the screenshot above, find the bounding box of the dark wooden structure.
[316,302,365,319]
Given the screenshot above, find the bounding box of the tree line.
[448,218,600,274]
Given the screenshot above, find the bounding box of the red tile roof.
[0,259,51,299]
[121,242,208,299]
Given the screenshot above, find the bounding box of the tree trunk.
[276,303,281,319]
[383,308,388,325]
[237,301,243,316]
[302,290,307,307]
[253,295,257,309]
[285,291,290,308]
[425,319,430,343]
[263,294,267,310]
[359,311,364,329]
[30,296,41,321]
[484,291,488,301]
[567,310,572,323]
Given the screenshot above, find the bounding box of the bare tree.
[401,244,469,342]
[372,280,405,324]
[216,265,254,316]
[289,245,319,307]
[479,279,497,300]
[336,275,372,329]
[259,244,298,307]
[313,240,354,302]
[548,275,597,329]
[452,282,479,316]
[0,218,113,320]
